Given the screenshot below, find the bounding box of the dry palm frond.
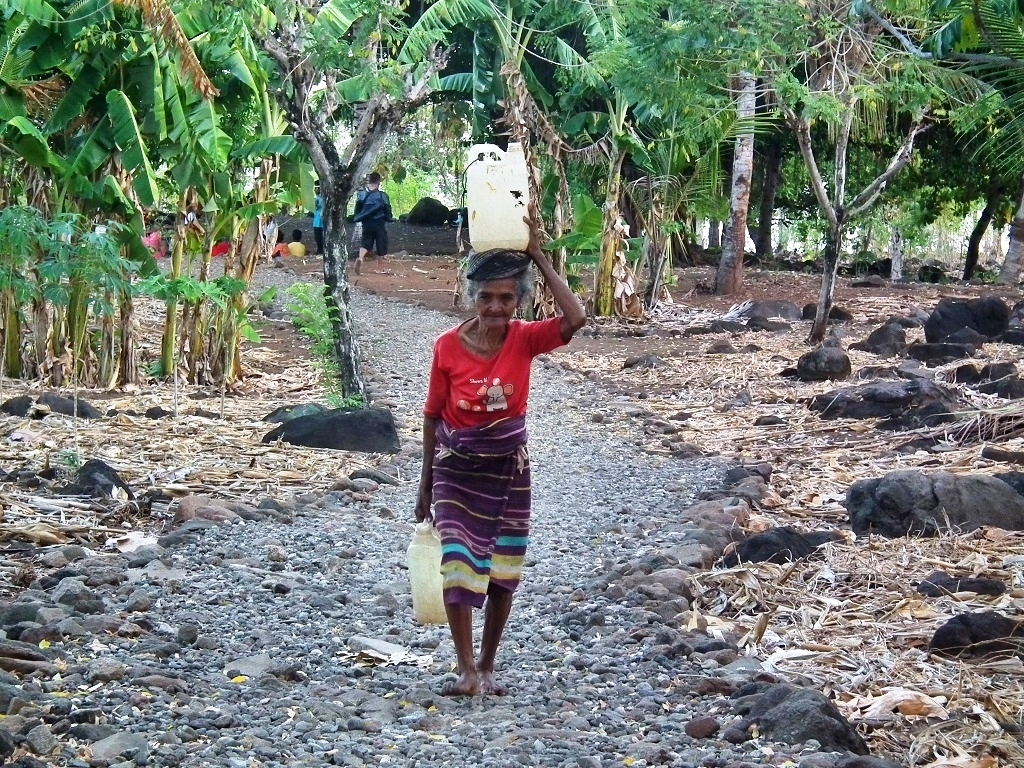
[926,402,1024,447]
[116,0,217,99]
[19,75,67,115]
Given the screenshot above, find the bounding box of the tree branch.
[782,104,838,229]
[846,116,929,219]
[861,2,1024,69]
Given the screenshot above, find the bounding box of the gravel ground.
[0,280,876,768]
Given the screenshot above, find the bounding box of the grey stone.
[87,658,128,683]
[25,723,58,755]
[808,379,958,430]
[224,653,274,678]
[735,684,868,754]
[90,731,149,762]
[846,470,1024,537]
[50,577,95,606]
[125,589,154,612]
[796,347,851,382]
[0,603,42,627]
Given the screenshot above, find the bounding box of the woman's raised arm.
[524,216,586,342]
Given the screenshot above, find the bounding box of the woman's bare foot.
[354,258,362,275]
[441,671,480,696]
[477,670,508,696]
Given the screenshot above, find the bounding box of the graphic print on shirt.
[457,378,514,412]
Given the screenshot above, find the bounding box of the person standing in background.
[313,186,324,255]
[353,172,392,274]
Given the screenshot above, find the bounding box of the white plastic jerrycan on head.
[465,142,531,252]
[407,521,447,625]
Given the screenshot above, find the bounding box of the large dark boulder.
[917,571,1005,598]
[929,612,1024,657]
[924,296,1010,343]
[801,303,854,321]
[38,392,103,418]
[262,407,400,453]
[405,197,450,226]
[796,347,851,381]
[723,527,843,566]
[906,342,976,366]
[744,300,803,321]
[850,322,906,358]
[917,263,946,283]
[978,375,1024,400]
[732,684,868,754]
[944,326,988,348]
[808,379,958,430]
[1,393,102,419]
[845,470,1024,537]
[263,403,328,424]
[63,459,134,500]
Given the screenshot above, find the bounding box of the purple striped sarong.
[431,415,531,608]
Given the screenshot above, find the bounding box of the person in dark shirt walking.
[353,172,392,274]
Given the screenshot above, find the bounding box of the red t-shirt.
[424,317,566,429]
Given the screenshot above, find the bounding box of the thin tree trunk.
[809,219,845,343]
[996,172,1024,285]
[118,293,137,385]
[716,72,756,295]
[323,188,365,399]
[594,150,625,317]
[889,228,904,280]
[755,140,782,259]
[964,183,1000,280]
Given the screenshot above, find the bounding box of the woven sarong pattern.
[432,415,530,607]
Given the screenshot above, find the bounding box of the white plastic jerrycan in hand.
[465,142,531,252]
[407,521,447,625]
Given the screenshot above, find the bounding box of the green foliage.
[381,169,441,217]
[284,282,353,405]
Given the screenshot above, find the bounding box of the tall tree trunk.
[594,150,626,317]
[755,140,782,259]
[716,72,756,295]
[998,172,1024,284]
[117,294,137,385]
[162,210,186,378]
[889,228,904,280]
[809,218,845,343]
[708,220,721,248]
[965,183,1000,280]
[323,186,365,399]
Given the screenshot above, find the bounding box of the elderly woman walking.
[415,219,586,696]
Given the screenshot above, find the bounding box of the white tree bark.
[998,173,1024,285]
[715,72,757,295]
[889,227,904,280]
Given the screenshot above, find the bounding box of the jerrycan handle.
[467,143,505,164]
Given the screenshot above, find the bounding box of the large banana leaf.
[4,115,61,170]
[311,0,359,38]
[8,0,62,25]
[105,89,159,206]
[0,91,25,120]
[68,123,109,176]
[438,72,474,93]
[188,98,231,167]
[232,135,301,160]
[399,0,499,64]
[46,61,103,132]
